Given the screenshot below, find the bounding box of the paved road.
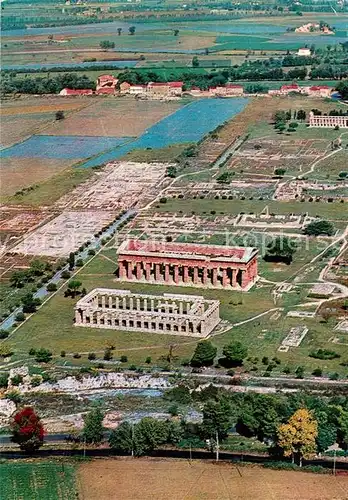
[0,209,135,333]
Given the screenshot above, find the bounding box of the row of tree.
[11,388,348,466]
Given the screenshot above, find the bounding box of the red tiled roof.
[98,74,116,81]
[225,84,243,88]
[309,85,330,90]
[281,84,300,91]
[168,81,183,88]
[147,82,170,87]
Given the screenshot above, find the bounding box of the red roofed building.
[117,239,258,290]
[59,88,93,96]
[280,84,300,94]
[168,81,183,96]
[307,85,331,98]
[96,74,118,95]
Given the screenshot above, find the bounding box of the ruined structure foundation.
[74,288,220,337]
[116,239,258,290]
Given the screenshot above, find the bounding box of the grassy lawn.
[0,462,77,500]
[4,167,95,207]
[121,144,189,163]
[154,198,347,221]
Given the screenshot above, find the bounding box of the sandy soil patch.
[0,157,74,197]
[78,458,348,500]
[44,98,182,137]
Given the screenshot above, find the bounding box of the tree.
[46,282,57,292]
[67,280,82,298]
[109,421,133,453]
[35,348,52,363]
[192,56,199,67]
[316,422,337,453]
[11,407,44,452]
[133,417,168,456]
[337,81,348,99]
[190,340,217,367]
[68,252,75,271]
[100,40,115,49]
[55,110,65,121]
[129,26,136,35]
[21,293,40,313]
[274,168,286,176]
[173,29,179,36]
[264,236,297,265]
[82,408,104,444]
[201,399,232,441]
[221,341,248,367]
[10,270,30,288]
[304,220,334,236]
[277,408,318,466]
[117,28,122,36]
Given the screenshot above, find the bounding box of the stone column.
[75,309,81,324]
[150,299,155,311]
[193,266,199,285]
[118,261,126,279]
[144,298,148,311]
[231,269,237,288]
[174,265,179,284]
[108,296,113,309]
[202,267,208,285]
[164,264,170,282]
[122,297,127,309]
[212,268,218,286]
[136,262,143,280]
[136,298,140,310]
[116,297,120,309]
[101,295,106,308]
[96,311,101,326]
[129,297,134,310]
[145,263,151,281]
[241,270,248,289]
[222,268,229,288]
[155,264,161,282]
[127,261,133,280]
[183,266,189,283]
[179,302,183,314]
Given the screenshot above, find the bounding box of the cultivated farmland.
[78,458,348,500]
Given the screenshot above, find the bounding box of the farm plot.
[11,210,115,257]
[44,98,182,138]
[0,135,130,160]
[1,462,77,500]
[78,458,348,500]
[54,161,168,211]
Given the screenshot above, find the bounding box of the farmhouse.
[215,84,244,96]
[308,111,348,128]
[116,239,258,290]
[74,288,221,337]
[306,85,332,97]
[96,74,118,95]
[147,81,183,98]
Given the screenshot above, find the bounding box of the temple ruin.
[74,288,220,337]
[116,239,258,290]
[308,111,348,128]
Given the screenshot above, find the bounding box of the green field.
[0,462,77,500]
[154,198,348,221]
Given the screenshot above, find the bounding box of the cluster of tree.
[264,236,297,265]
[303,220,335,236]
[272,109,303,134]
[1,73,95,95]
[337,81,348,99]
[190,340,247,368]
[10,259,53,288]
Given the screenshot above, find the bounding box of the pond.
[80,97,249,168]
[0,135,132,160]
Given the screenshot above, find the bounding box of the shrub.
[46,283,57,292]
[35,348,53,363]
[10,374,23,386]
[309,349,340,360]
[61,270,71,279]
[88,352,96,360]
[120,355,128,363]
[312,368,323,377]
[60,350,66,357]
[145,356,152,364]
[159,197,167,204]
[88,249,96,256]
[329,372,339,380]
[0,372,9,388]
[29,348,36,356]
[129,364,137,371]
[15,312,25,322]
[262,356,269,365]
[104,349,112,361]
[0,329,9,339]
[73,353,81,359]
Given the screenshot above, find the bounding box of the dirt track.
[78,457,348,500]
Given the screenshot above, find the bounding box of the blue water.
[0,135,132,160]
[81,98,249,168]
[2,60,138,71]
